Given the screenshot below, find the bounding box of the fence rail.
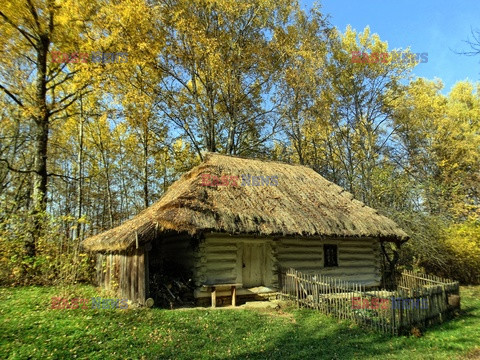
[279,268,460,335]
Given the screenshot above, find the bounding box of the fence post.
[295,270,299,308]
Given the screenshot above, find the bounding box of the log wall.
[276,237,382,287]
[194,235,237,287]
[193,235,382,298]
[194,235,276,298]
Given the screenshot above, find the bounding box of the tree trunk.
[105,167,114,228]
[380,241,402,290]
[75,104,85,242]
[28,34,51,258]
[143,123,149,208]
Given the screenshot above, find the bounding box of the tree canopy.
[0,0,478,285]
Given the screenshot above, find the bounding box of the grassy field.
[0,285,479,360]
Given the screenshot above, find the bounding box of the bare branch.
[0,158,35,174]
[0,11,38,48]
[26,0,41,32]
[0,84,24,107]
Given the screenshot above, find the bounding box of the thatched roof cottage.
[82,153,408,306]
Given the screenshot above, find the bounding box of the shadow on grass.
[420,302,480,334]
[226,303,480,360]
[226,311,393,360]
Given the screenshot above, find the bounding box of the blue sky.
[300,0,480,94]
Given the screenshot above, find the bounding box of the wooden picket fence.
[278,268,460,335]
[398,270,460,294]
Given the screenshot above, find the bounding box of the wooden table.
[202,283,242,308]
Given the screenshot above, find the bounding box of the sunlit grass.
[0,285,478,359]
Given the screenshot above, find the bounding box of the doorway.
[242,243,265,287]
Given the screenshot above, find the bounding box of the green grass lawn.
[0,285,479,360]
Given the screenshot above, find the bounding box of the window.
[324,244,338,267]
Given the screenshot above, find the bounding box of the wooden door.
[242,243,264,287]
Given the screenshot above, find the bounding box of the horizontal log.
[323,265,374,272]
[205,238,238,245]
[206,276,237,284]
[337,242,375,248]
[338,263,378,270]
[202,251,237,261]
[206,236,275,244]
[339,253,375,259]
[279,239,374,247]
[279,240,324,247]
[205,264,236,272]
[276,247,323,254]
[339,248,375,255]
[277,253,322,261]
[205,237,377,249]
[277,247,376,257]
[287,266,325,273]
[278,260,323,268]
[206,260,237,267]
[338,259,375,266]
[205,245,237,252]
[205,253,237,261]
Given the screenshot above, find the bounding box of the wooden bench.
[201,283,242,308]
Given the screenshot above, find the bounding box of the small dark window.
[324,244,338,267]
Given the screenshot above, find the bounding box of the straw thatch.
[82,153,408,252]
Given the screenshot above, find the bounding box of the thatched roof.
[82,153,408,252]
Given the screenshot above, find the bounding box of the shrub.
[0,210,95,286]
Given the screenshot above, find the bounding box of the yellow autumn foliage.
[444,218,480,284]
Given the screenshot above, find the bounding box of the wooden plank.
[126,254,132,300]
[121,254,127,299]
[145,248,149,299]
[242,243,264,287]
[295,270,299,307]
[211,287,216,308]
[114,255,120,291]
[138,249,145,304]
[235,242,243,285]
[105,255,110,290]
[403,272,451,285]
[133,252,139,301]
[232,286,236,306]
[202,283,242,288]
[96,254,102,286]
